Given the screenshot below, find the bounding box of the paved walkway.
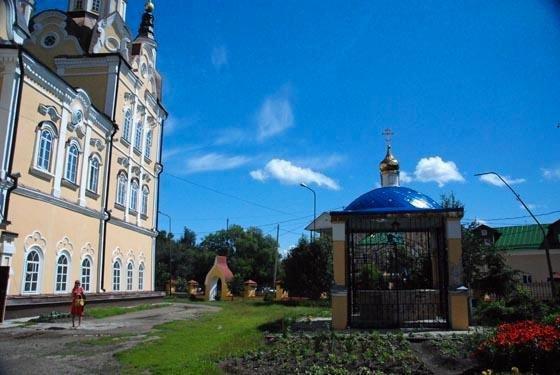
[0,303,219,375]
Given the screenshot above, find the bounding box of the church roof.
[343,186,442,213]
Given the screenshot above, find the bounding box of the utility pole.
[475,172,557,301]
[273,224,279,288]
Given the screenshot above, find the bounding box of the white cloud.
[479,174,525,187]
[256,93,294,141]
[400,170,414,184]
[185,153,250,174]
[211,46,228,69]
[294,154,345,170]
[214,127,247,146]
[413,156,465,187]
[250,159,340,190]
[542,167,560,180]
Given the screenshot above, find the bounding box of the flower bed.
[475,319,560,374]
[221,332,431,374]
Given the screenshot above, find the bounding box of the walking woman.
[71,280,85,328]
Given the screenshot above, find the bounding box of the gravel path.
[0,303,220,375]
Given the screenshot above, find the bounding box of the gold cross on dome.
[382,128,394,146]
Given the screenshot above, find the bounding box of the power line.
[163,172,297,216]
[464,210,560,223]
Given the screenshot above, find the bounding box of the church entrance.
[347,216,449,329]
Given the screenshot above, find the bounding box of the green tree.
[282,237,333,299]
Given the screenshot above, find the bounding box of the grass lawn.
[116,300,330,374]
[86,302,171,319]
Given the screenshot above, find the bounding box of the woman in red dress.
[71,280,85,328]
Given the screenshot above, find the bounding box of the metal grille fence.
[346,215,449,329]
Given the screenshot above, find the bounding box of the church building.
[0,0,166,317]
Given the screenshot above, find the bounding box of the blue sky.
[39,1,560,252]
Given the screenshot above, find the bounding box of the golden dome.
[379,145,399,172]
[145,0,155,13]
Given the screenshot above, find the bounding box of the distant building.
[473,221,560,283]
[0,0,167,312]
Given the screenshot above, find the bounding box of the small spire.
[379,129,400,187]
[138,0,155,40]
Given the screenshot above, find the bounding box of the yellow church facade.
[0,0,166,305]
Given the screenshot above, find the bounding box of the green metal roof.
[495,224,549,250]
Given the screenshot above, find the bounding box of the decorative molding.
[56,236,74,256]
[138,251,146,263]
[126,249,135,263]
[38,104,62,122]
[154,163,163,175]
[13,186,104,220]
[131,166,141,176]
[117,156,130,168]
[142,174,151,183]
[81,242,95,260]
[90,138,106,152]
[108,217,158,238]
[24,231,47,252]
[112,247,124,262]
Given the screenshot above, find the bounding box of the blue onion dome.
[344,186,442,213]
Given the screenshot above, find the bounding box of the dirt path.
[0,303,220,375]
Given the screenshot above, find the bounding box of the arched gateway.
[204,256,234,301]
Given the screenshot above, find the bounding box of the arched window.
[81,257,92,292]
[23,248,41,293]
[127,262,134,291]
[116,172,127,206]
[37,129,54,171]
[145,130,152,159]
[141,186,149,216]
[134,122,143,151]
[87,156,100,193]
[138,263,144,291]
[129,179,139,211]
[123,110,132,142]
[75,0,83,10]
[64,142,80,183]
[113,260,121,291]
[55,253,70,292]
[92,0,102,12]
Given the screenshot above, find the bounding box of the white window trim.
[126,261,134,291]
[129,179,139,212]
[54,250,72,294]
[64,140,82,184]
[21,246,44,295]
[80,255,93,292]
[116,172,128,206]
[113,258,122,291]
[141,185,149,216]
[33,122,59,174]
[123,109,132,142]
[138,262,145,291]
[87,155,101,193]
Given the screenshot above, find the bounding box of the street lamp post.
[158,210,172,295]
[475,171,557,300]
[300,183,316,241]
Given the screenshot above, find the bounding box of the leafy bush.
[475,320,560,374]
[475,286,550,326]
[263,291,275,302]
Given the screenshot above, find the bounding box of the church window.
[138,263,144,291]
[64,142,80,183]
[81,257,92,292]
[141,186,149,216]
[75,0,84,10]
[37,128,54,171]
[127,262,134,291]
[123,110,132,142]
[55,253,70,292]
[134,122,143,151]
[87,156,100,193]
[129,179,139,211]
[92,0,102,12]
[116,172,127,206]
[23,248,42,294]
[113,260,121,291]
[144,130,152,159]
